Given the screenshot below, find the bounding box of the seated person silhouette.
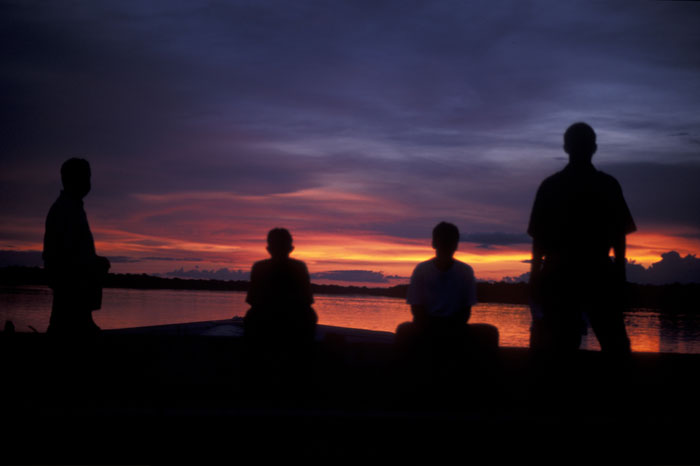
[43,158,110,336]
[395,222,499,375]
[528,122,635,358]
[243,228,318,378]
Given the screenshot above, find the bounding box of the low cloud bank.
[501,251,700,285]
[627,251,700,285]
[0,250,42,267]
[310,270,405,284]
[160,267,405,284]
[4,249,698,285]
[160,267,250,281]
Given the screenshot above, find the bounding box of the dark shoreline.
[2,265,699,311]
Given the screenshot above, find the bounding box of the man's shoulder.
[535,170,566,196]
[412,259,474,276]
[250,258,272,273]
[47,194,67,214]
[288,257,309,272]
[252,258,271,267]
[540,168,569,186]
[46,194,78,225]
[46,198,61,219]
[593,169,622,188]
[452,260,475,277]
[412,259,435,273]
[47,193,83,216]
[253,257,308,271]
[539,166,620,189]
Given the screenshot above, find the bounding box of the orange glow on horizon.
[5,210,699,283]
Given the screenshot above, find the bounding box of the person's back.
[244,228,317,344]
[246,255,315,336]
[529,164,633,273]
[528,123,635,355]
[242,228,317,393]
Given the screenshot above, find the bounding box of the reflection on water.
[1,286,698,353]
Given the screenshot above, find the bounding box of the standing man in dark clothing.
[43,158,110,336]
[528,123,636,356]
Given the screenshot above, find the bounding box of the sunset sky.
[2,1,700,286]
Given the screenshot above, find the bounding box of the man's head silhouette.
[61,158,91,199]
[267,228,294,259]
[564,122,597,165]
[432,222,460,258]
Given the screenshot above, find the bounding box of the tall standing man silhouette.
[528,123,636,356]
[43,158,110,336]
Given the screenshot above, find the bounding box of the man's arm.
[245,263,261,306]
[455,305,471,325]
[300,261,314,305]
[611,177,634,284]
[612,234,627,283]
[529,239,545,305]
[410,305,429,325]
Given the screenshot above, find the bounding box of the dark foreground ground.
[2,319,699,465]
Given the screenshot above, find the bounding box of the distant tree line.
[1,266,698,312]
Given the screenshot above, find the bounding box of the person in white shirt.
[406,222,477,329]
[396,222,499,366]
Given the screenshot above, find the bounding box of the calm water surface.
[1,286,699,353]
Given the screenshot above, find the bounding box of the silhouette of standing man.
[43,158,110,336]
[528,123,635,356]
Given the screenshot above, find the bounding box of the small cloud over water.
[310,270,405,284]
[160,267,250,281]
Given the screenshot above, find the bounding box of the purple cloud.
[627,252,700,285]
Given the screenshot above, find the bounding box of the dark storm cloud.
[461,232,531,249]
[5,1,699,164]
[601,162,700,230]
